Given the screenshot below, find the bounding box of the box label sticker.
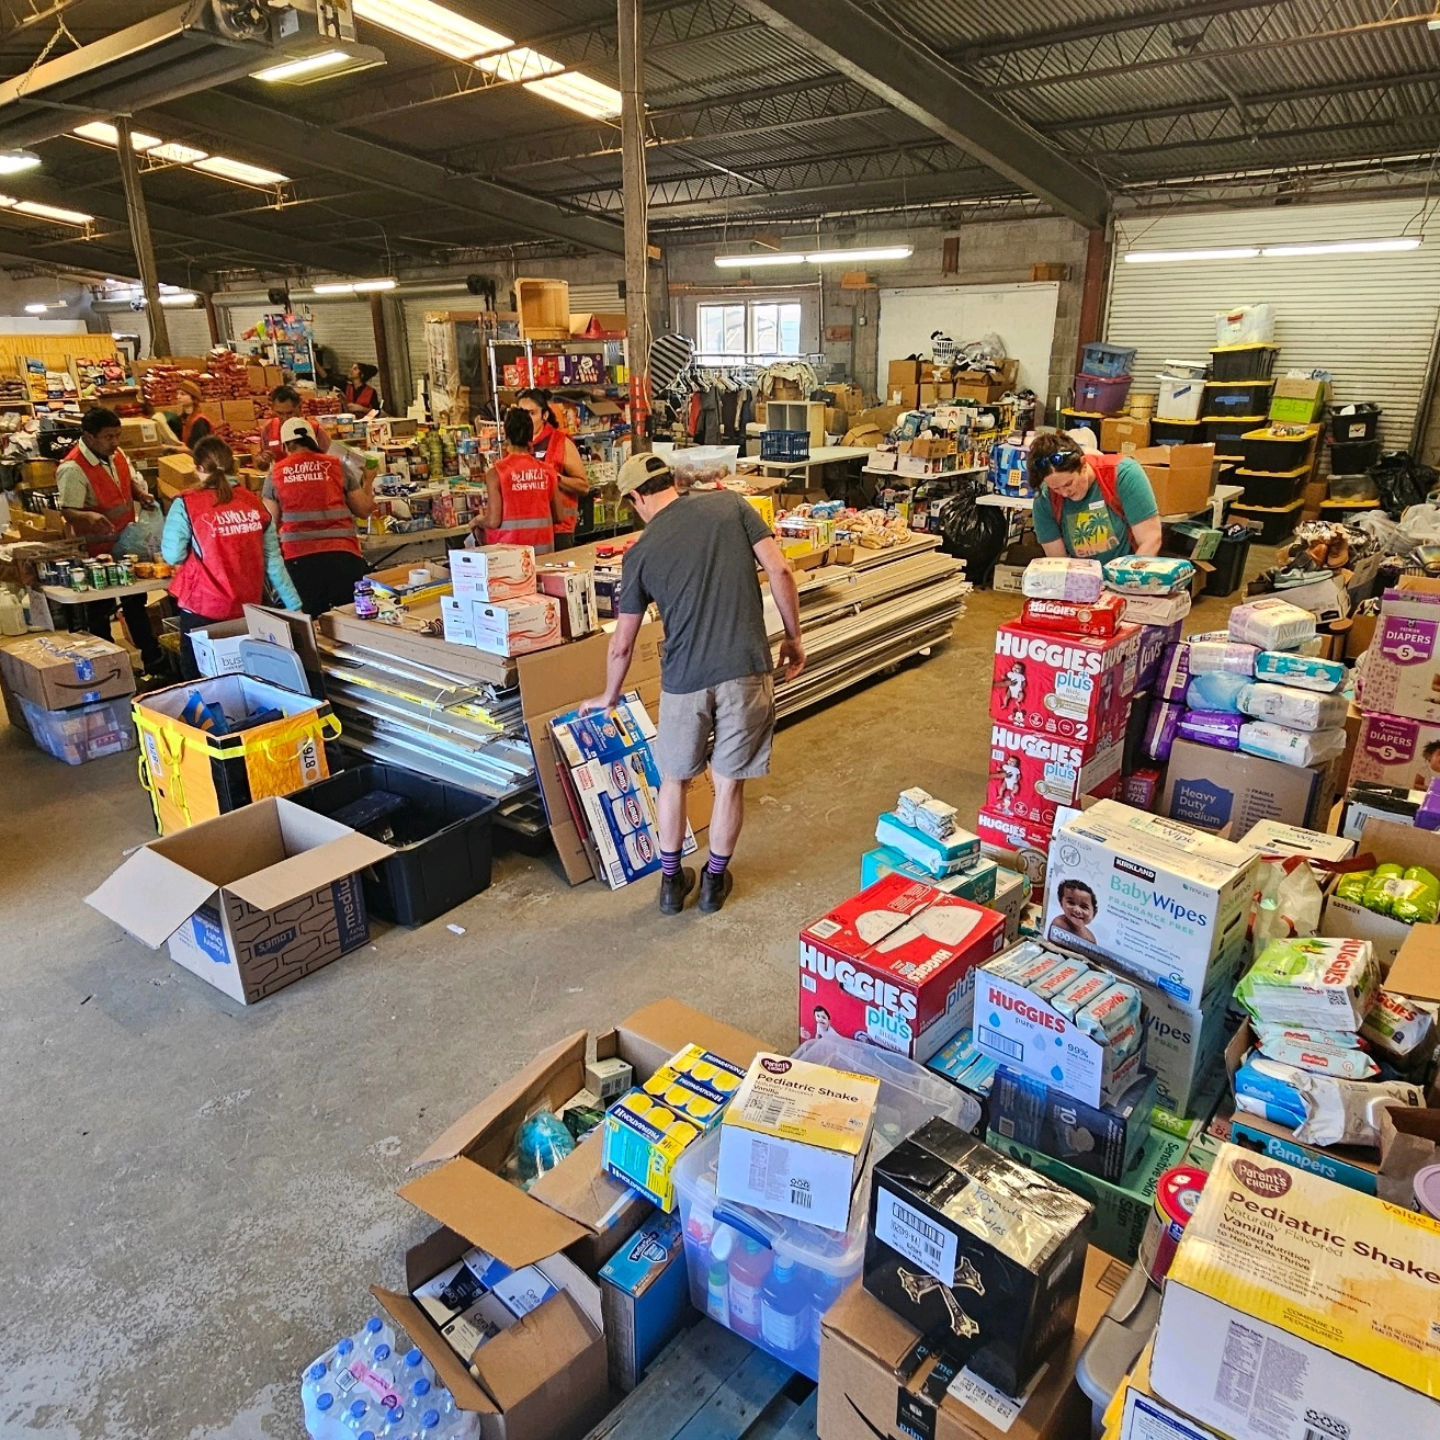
[1169,775,1232,831]
[874,1184,957,1285]
[947,1360,1043,1433]
[1379,615,1437,666]
[896,1390,937,1440]
[1121,1390,1216,1440]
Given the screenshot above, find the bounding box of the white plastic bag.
[1215,303,1275,346]
[1249,854,1324,950]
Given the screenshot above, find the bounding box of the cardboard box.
[987,722,1124,830]
[717,1052,879,1233]
[890,383,939,409]
[0,631,133,710]
[1384,922,1440,1014]
[1150,1145,1440,1439]
[472,596,562,657]
[991,623,1140,748]
[85,798,389,1005]
[451,545,538,602]
[1100,417,1151,455]
[1320,817,1440,969]
[156,451,199,500]
[537,568,598,640]
[219,397,257,429]
[1162,739,1341,835]
[1132,444,1216,517]
[888,359,923,388]
[864,1118,1093,1396]
[798,875,1006,1061]
[1136,962,1241,1117]
[598,1213,689,1392]
[1355,578,1440,723]
[977,807,1053,890]
[821,1246,1120,1440]
[440,595,476,646]
[119,417,158,449]
[1236,818,1356,864]
[1042,800,1258,1005]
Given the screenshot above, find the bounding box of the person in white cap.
[582,452,806,916]
[262,415,375,613]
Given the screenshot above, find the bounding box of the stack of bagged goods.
[982,557,1140,862]
[1352,577,1440,791]
[444,545,561,657]
[1232,936,1426,1149]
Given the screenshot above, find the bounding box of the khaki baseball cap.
[616,451,673,498]
[280,416,317,444]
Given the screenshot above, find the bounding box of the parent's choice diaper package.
[1102,556,1194,594]
[1021,556,1104,603]
[1237,682,1348,732]
[1227,595,1317,650]
[1044,799,1258,1004]
[1239,720,1347,768]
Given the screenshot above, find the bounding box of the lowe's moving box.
[85,797,390,1004]
[1151,1144,1440,1440]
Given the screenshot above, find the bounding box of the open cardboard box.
[1133,443,1217,517]
[1320,817,1440,971]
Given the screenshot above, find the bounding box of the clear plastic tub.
[654,443,739,489]
[19,694,135,765]
[672,1036,978,1380]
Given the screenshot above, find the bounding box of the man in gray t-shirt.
[583,453,805,916]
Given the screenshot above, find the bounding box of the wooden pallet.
[585,1319,818,1440]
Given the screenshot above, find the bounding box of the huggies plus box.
[986,721,1124,829]
[990,622,1140,746]
[1043,800,1259,1005]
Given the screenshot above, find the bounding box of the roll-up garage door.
[127,305,212,359]
[216,300,375,379]
[1105,198,1440,451]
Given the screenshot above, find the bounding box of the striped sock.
[706,852,731,877]
[661,849,682,878]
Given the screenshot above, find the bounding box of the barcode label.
[874,1185,957,1286]
[976,1026,1023,1061]
[997,1117,1015,1138]
[790,1185,812,1209]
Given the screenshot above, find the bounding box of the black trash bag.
[1371,450,1436,517]
[939,478,1009,582]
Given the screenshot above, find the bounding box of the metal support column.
[201,291,221,346]
[114,115,170,356]
[617,0,650,453]
[370,292,394,416]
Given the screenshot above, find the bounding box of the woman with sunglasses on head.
[1026,431,1163,563]
[516,388,590,549]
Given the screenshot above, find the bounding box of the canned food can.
[108,562,127,586]
[88,560,110,589]
[69,565,89,590]
[1139,1165,1207,1285]
[117,558,135,586]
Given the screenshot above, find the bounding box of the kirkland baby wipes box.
[990,622,1140,747]
[716,1053,879,1234]
[1151,1144,1440,1440]
[1043,800,1259,1004]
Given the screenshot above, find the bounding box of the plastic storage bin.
[1155,377,1205,421]
[1059,407,1105,435]
[1075,1263,1160,1438]
[1235,464,1308,508]
[1330,404,1380,443]
[1150,416,1206,445]
[1232,497,1304,544]
[673,1036,975,1381]
[1269,394,1326,425]
[19,694,134,765]
[288,761,496,925]
[1073,372,1133,413]
[1080,343,1137,379]
[1209,344,1278,381]
[1202,380,1274,416]
[1204,530,1252,597]
[1203,416,1265,457]
[1329,437,1380,473]
[760,429,810,461]
[1240,424,1319,472]
[1327,472,1379,503]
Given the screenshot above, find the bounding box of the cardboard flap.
[398,1157,587,1267]
[615,997,769,1076]
[1386,923,1440,1004]
[371,1285,499,1415]
[412,1029,589,1166]
[473,1290,597,1411]
[528,1127,642,1233]
[224,830,392,912]
[85,847,219,949]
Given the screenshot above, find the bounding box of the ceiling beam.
[152,93,626,256]
[738,0,1109,227]
[0,223,203,289]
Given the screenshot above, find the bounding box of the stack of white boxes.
[440,546,568,657]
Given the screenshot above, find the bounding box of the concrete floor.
[0,578,1251,1438]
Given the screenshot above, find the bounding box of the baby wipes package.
[1044,799,1259,1003]
[875,810,981,877]
[1360,988,1436,1066]
[1021,556,1104,603]
[1188,639,1257,677]
[1115,589,1192,628]
[1254,649,1346,693]
[1102,555,1195,594]
[1238,719,1347,768]
[1237,681,1348,732]
[799,874,1006,1061]
[1228,595,1317,650]
[990,621,1140,745]
[986,719,1124,829]
[1234,936,1380,1030]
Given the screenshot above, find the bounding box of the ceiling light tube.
[1123,247,1261,263]
[252,50,354,83]
[159,292,198,307]
[312,281,357,295]
[13,199,91,225]
[24,302,48,314]
[0,149,41,175]
[804,245,913,264]
[714,253,806,268]
[72,122,161,151]
[352,278,397,292]
[1260,237,1422,257]
[194,156,289,186]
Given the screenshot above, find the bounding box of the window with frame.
[696,299,804,359]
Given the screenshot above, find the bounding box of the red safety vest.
[485,453,557,553]
[64,443,135,556]
[1049,451,1131,543]
[262,415,330,460]
[270,450,361,561]
[344,382,379,412]
[533,424,579,535]
[169,487,270,621]
[181,410,216,447]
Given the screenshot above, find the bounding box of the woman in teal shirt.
[1028,432,1163,564]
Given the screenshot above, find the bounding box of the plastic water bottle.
[310,1392,338,1439]
[376,1404,408,1438]
[303,1361,340,1437]
[416,1412,443,1436]
[343,1398,373,1435]
[399,1347,434,1390]
[359,1316,396,1360]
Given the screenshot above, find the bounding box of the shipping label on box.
[471,595,561,657]
[440,595,477,646]
[991,623,1140,746]
[450,544,537,601]
[798,875,1006,1061]
[1350,709,1440,790]
[987,722,1124,830]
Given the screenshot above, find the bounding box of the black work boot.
[658,867,697,915]
[698,868,734,914]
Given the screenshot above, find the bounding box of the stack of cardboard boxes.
[0,631,136,765]
[887,356,1020,409]
[441,546,597,657]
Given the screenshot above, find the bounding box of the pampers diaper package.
[1102,555,1194,594]
[1254,649,1346,693]
[990,620,1140,746]
[1044,799,1259,1004]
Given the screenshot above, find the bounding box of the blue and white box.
[598,1214,690,1392]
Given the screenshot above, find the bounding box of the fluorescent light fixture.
[72,121,161,150]
[159,292,198,307]
[312,281,358,294]
[804,245,912,264]
[13,199,91,225]
[1260,237,1422,257]
[524,72,621,117]
[252,49,353,83]
[1124,247,1261,263]
[24,302,48,314]
[194,155,288,186]
[354,0,512,61]
[714,252,806,268]
[352,278,397,292]
[149,141,208,165]
[0,149,41,175]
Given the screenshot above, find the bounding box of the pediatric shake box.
[1043,799,1259,1005]
[799,875,1006,1062]
[986,720,1124,830]
[990,621,1140,746]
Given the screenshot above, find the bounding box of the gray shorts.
[655,674,776,782]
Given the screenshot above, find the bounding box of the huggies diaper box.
[986,721,1124,829]
[1043,800,1259,1005]
[798,875,1006,1062]
[990,622,1140,746]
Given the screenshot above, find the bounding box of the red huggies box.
[990,622,1141,745]
[1019,591,1126,638]
[986,721,1124,829]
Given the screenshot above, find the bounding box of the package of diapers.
[1238,720,1347,768]
[1254,650,1346,694]
[1237,682,1348,733]
[1177,709,1244,750]
[1228,596,1317,651]
[1185,670,1249,714]
[1022,557,1104,603]
[1143,698,1184,764]
[1156,641,1191,703]
[1188,639,1258,677]
[1102,556,1195,594]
